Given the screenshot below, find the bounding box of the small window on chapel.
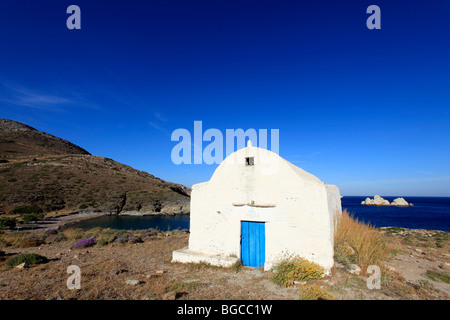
[245,157,254,166]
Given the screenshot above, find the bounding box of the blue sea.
[342,196,450,232]
[74,197,450,232]
[75,214,190,231]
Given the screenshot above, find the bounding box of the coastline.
[16,211,447,234]
[24,212,108,232]
[16,211,190,232]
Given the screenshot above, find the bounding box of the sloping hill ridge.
[0,119,91,158]
[0,119,190,215]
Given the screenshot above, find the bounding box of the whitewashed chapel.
[172,141,342,272]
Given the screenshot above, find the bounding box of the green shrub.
[79,204,88,209]
[12,205,43,215]
[6,253,48,267]
[0,217,16,229]
[272,254,325,287]
[84,227,103,239]
[20,213,44,224]
[96,232,116,246]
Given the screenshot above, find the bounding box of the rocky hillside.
[0,119,190,215]
[0,119,90,158]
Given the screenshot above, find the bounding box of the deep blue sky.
[0,1,449,196]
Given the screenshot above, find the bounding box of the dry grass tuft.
[334,210,396,272]
[299,284,335,300]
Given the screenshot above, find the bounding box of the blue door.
[241,221,265,268]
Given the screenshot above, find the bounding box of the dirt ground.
[0,224,449,300]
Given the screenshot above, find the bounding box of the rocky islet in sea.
[361,195,413,207]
